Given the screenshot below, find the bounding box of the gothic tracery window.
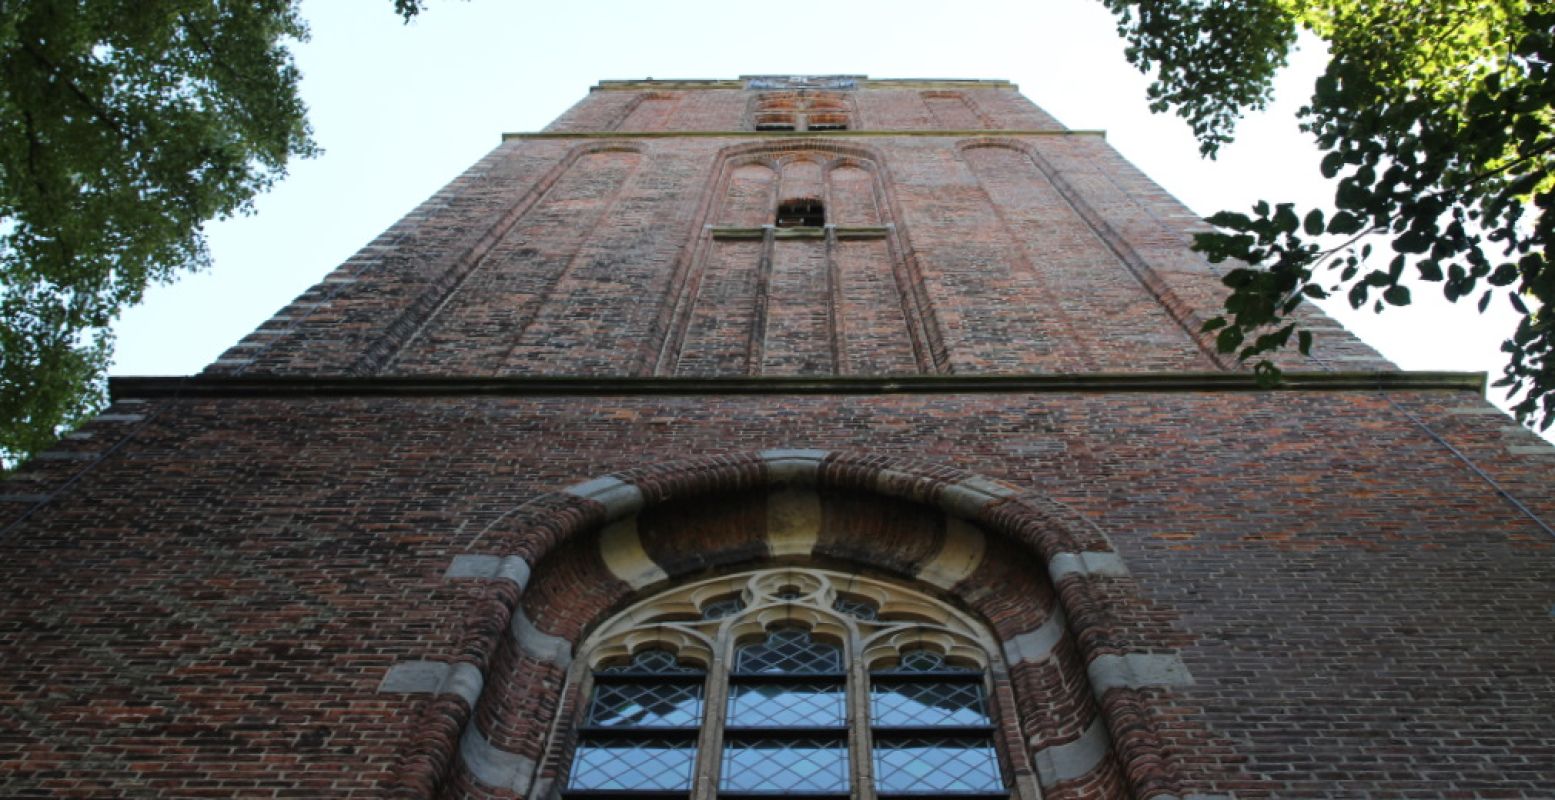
[560,568,1014,799]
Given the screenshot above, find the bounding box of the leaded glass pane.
[598,648,702,674]
[873,737,1002,794]
[701,596,745,620]
[587,681,703,728]
[871,680,989,727]
[568,738,695,791]
[895,650,976,673]
[735,628,842,674]
[728,681,845,727]
[832,595,879,620]
[720,737,849,793]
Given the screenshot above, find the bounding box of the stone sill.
[709,225,890,240]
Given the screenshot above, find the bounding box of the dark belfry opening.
[755,112,797,131]
[776,198,825,228]
[806,113,849,131]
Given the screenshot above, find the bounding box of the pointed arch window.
[559,568,1014,799]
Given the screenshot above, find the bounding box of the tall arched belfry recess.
[2,76,1552,800]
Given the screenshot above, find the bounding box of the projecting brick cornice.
[109,370,1486,401]
[502,128,1106,139]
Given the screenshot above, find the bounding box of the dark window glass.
[720,737,850,793]
[735,628,842,674]
[870,649,1002,797]
[832,595,879,620]
[729,681,846,727]
[599,648,702,674]
[755,111,797,131]
[568,649,705,795]
[774,199,825,229]
[872,680,989,728]
[701,596,745,620]
[895,650,977,673]
[569,737,697,791]
[588,681,703,728]
[567,573,1012,798]
[872,736,1003,794]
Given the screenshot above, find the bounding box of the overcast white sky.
[111,0,1536,432]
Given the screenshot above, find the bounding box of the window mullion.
[847,625,879,800]
[692,645,730,800]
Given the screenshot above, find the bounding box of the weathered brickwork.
[205,78,1387,380]
[3,76,1553,799]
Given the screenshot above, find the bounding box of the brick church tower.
[3,76,1553,799]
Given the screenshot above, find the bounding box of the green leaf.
[1206,210,1254,230]
[1216,326,1245,353]
[1489,263,1520,286]
[1326,211,1364,235]
[1273,204,1299,234]
[1320,151,1345,179]
[1303,208,1325,236]
[1392,231,1431,254]
[1382,285,1412,306]
[1349,283,1370,309]
[0,2,342,464]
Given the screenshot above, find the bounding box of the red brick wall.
[2,388,1551,796]
[205,80,1389,380]
[2,77,1550,799]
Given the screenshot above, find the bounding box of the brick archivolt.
[384,450,1199,800]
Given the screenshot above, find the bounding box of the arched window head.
[558,567,1017,798]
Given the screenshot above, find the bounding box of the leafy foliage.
[1108,0,1555,429]
[0,1,426,466]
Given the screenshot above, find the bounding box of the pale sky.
[111,0,1536,433]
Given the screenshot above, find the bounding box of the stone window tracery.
[560,568,1014,799]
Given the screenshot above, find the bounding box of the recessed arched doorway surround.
[385,450,1201,800]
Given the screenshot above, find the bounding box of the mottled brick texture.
[2,77,1552,799]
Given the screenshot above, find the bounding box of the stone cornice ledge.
[502,129,1105,140]
[110,371,1486,401]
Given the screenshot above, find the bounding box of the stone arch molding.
[380,450,1201,800]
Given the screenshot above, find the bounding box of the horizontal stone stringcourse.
[108,370,1486,401]
[502,128,1107,139]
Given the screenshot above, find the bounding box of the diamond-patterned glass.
[587,681,703,728]
[871,680,988,727]
[728,681,845,727]
[598,648,702,674]
[568,738,695,791]
[735,628,842,674]
[720,737,849,793]
[701,596,745,620]
[894,649,976,673]
[832,596,879,620]
[873,737,1003,794]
